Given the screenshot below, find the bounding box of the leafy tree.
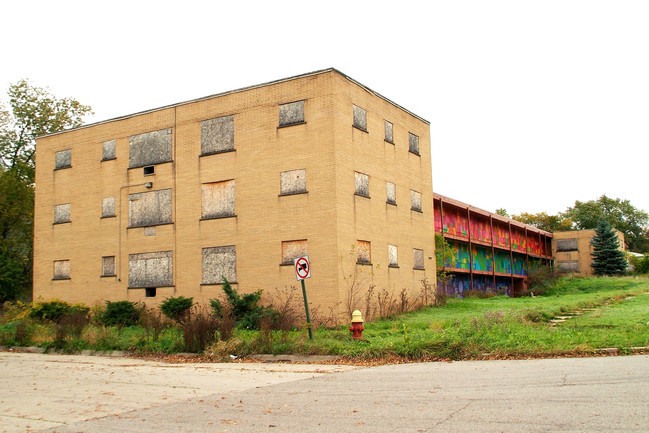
[495,208,509,217]
[0,167,33,302]
[1,79,92,180]
[511,212,573,232]
[0,80,92,301]
[590,219,627,276]
[629,253,649,274]
[563,195,649,253]
[435,233,455,272]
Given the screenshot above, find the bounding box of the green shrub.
[99,301,141,327]
[160,296,194,324]
[629,254,649,274]
[30,300,89,323]
[210,278,277,330]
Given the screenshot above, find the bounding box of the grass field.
[2,276,649,361]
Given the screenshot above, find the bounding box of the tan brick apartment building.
[33,69,435,313]
[553,229,625,276]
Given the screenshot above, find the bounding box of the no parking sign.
[294,255,311,280]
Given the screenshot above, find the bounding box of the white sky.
[2,0,647,216]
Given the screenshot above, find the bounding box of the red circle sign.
[295,257,310,279]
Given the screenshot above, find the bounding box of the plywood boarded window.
[557,261,580,272]
[202,246,236,284]
[280,169,306,195]
[384,120,393,143]
[357,240,371,264]
[54,204,71,224]
[128,189,172,228]
[53,260,70,279]
[102,197,116,218]
[388,245,398,267]
[102,140,116,160]
[282,240,307,265]
[355,172,369,197]
[202,180,235,219]
[102,256,116,276]
[201,115,234,155]
[353,105,367,131]
[55,149,71,169]
[128,128,172,168]
[413,248,425,270]
[386,182,396,205]
[128,251,173,288]
[410,190,422,212]
[556,239,578,252]
[409,133,420,155]
[279,101,305,127]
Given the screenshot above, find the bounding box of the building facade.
[553,229,625,276]
[434,193,553,296]
[33,69,435,313]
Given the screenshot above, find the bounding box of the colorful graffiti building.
[434,193,553,296]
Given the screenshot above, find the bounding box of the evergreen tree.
[590,219,627,275]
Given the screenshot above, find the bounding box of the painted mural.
[471,245,493,272]
[527,235,541,256]
[511,228,526,251]
[441,274,471,296]
[470,216,492,243]
[447,241,470,270]
[494,250,512,274]
[512,253,527,276]
[493,222,510,248]
[434,201,442,232]
[495,277,512,296]
[442,207,469,238]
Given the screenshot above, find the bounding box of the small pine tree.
[590,219,627,276]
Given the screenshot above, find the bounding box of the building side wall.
[331,74,436,309]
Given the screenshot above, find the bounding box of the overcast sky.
[2,1,647,216]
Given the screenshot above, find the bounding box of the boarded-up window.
[282,240,307,265]
[280,169,306,195]
[357,240,371,264]
[102,140,116,160]
[556,239,578,252]
[53,260,70,279]
[388,245,398,267]
[386,182,396,205]
[409,133,420,155]
[102,197,115,218]
[279,101,305,127]
[128,189,172,228]
[102,256,116,276]
[355,172,369,197]
[353,105,367,131]
[385,120,393,143]
[413,248,425,270]
[55,149,71,169]
[410,190,422,212]
[129,128,172,168]
[128,251,173,287]
[54,204,71,224]
[202,246,236,284]
[202,180,235,219]
[201,115,234,155]
[557,261,580,272]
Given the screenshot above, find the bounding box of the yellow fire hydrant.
[349,310,364,339]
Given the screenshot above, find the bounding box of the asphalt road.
[2,352,648,432]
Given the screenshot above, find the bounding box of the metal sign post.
[294,256,313,340]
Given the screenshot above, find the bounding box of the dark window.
[143,165,155,176]
[145,287,157,297]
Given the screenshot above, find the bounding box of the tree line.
[496,196,649,253]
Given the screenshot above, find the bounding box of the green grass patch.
[2,277,649,360]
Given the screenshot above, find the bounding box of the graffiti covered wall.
[470,216,492,243]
